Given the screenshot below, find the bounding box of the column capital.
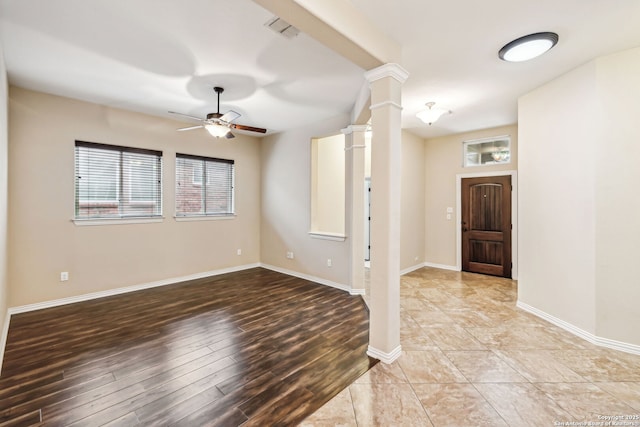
[364,63,409,84]
[341,124,369,135]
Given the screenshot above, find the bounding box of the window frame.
[462,135,511,167]
[74,141,163,223]
[175,153,235,219]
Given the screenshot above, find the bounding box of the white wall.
[0,42,9,371]
[518,46,640,346]
[8,87,262,307]
[261,114,351,287]
[594,47,640,344]
[518,62,598,335]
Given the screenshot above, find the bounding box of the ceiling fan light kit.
[416,101,451,125]
[205,123,231,138]
[170,86,266,139]
[499,32,559,62]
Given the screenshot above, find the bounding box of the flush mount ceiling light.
[499,32,559,62]
[416,102,451,125]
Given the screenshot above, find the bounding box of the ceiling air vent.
[265,16,300,39]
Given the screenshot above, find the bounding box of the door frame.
[456,170,518,279]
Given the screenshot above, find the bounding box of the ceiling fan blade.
[168,111,204,122]
[230,123,267,134]
[220,110,241,123]
[225,132,235,139]
[177,125,204,131]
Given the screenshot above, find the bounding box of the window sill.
[72,217,164,226]
[174,214,236,222]
[308,231,347,242]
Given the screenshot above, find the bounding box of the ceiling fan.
[169,87,267,139]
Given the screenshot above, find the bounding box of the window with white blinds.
[75,141,162,219]
[175,154,234,217]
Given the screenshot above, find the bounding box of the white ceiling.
[1,0,640,138]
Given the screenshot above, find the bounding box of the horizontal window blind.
[175,154,234,217]
[75,141,162,219]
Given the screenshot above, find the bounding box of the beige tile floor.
[300,267,640,426]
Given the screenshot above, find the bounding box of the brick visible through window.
[175,154,234,217]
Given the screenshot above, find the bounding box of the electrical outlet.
[327,259,332,267]
[286,251,294,259]
[60,272,69,282]
[237,249,242,256]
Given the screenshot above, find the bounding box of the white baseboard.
[259,263,350,293]
[8,263,261,316]
[367,344,402,364]
[400,263,426,276]
[422,262,459,271]
[517,301,640,356]
[350,288,366,296]
[0,310,10,376]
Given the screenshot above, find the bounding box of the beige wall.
[518,46,640,346]
[0,44,9,369]
[400,130,425,271]
[423,125,518,268]
[311,133,345,235]
[8,87,261,307]
[260,115,351,286]
[261,119,423,284]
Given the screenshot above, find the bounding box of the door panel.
[462,176,512,278]
[470,184,502,231]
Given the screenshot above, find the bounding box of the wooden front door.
[461,175,512,278]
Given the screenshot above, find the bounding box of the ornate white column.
[364,63,409,364]
[342,124,368,295]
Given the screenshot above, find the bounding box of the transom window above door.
[463,136,511,167]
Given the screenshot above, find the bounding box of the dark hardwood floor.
[0,268,376,426]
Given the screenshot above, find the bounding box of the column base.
[367,344,402,364]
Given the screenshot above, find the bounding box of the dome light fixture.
[499,32,559,62]
[416,102,451,125]
[205,123,230,138]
